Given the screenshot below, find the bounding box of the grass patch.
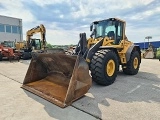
[156,48,160,59]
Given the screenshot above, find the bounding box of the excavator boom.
[26,24,46,49]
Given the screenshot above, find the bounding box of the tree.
[156,47,160,59]
[46,43,53,48]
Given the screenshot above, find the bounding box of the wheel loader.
[22,18,141,108]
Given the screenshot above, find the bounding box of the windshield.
[3,41,15,48]
[30,39,41,50]
[94,20,116,39]
[90,19,124,44]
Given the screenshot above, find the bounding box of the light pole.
[144,38,145,50]
[145,36,152,48]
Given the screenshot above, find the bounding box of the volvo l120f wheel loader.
[22,18,141,108]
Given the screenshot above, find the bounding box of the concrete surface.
[0,74,98,120]
[0,60,30,83]
[0,59,160,120]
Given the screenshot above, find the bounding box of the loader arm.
[26,24,46,49]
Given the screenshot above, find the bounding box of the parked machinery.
[0,42,20,61]
[22,24,65,59]
[18,24,46,60]
[22,18,141,108]
[143,43,156,59]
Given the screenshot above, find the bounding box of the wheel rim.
[133,57,138,69]
[106,59,115,76]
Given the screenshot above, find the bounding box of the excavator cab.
[30,38,41,50]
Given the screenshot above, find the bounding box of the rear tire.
[90,49,118,86]
[123,51,140,75]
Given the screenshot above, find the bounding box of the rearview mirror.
[90,24,93,31]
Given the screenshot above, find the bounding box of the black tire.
[0,53,2,61]
[90,49,118,86]
[123,51,140,75]
[22,52,31,60]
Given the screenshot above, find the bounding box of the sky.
[0,0,160,45]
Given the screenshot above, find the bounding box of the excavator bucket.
[21,53,92,108]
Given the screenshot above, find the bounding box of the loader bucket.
[21,53,92,108]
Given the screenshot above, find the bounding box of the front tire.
[123,51,140,75]
[90,49,118,86]
[22,52,31,60]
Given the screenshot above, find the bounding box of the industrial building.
[135,41,160,50]
[0,15,23,43]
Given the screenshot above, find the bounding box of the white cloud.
[0,1,35,22]
[45,29,80,45]
[59,14,64,18]
[129,6,160,20]
[0,0,159,45]
[70,0,155,19]
[53,10,61,14]
[29,0,66,7]
[126,25,160,42]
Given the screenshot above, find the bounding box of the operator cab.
[30,38,41,50]
[90,18,125,44]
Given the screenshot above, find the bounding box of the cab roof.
[93,18,126,24]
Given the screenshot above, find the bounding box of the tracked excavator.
[22,18,141,108]
[21,24,64,59]
[20,24,46,59]
[26,24,46,51]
